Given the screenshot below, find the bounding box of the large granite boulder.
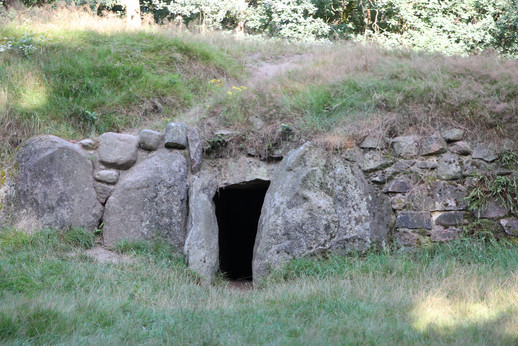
[253,143,394,280]
[103,149,188,249]
[8,135,102,231]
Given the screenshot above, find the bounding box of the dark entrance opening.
[213,179,270,281]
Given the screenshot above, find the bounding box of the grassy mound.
[1,7,518,165]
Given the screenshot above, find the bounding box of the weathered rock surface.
[360,136,384,149]
[407,181,467,211]
[139,129,162,151]
[472,144,498,163]
[184,173,219,284]
[253,144,394,280]
[472,199,509,219]
[449,141,472,155]
[94,169,119,184]
[393,228,429,246]
[164,122,188,149]
[8,135,102,231]
[434,211,465,227]
[98,133,139,169]
[94,182,114,204]
[431,226,461,242]
[420,136,447,156]
[500,218,518,236]
[441,129,464,143]
[437,153,462,180]
[383,179,412,193]
[78,138,97,150]
[395,212,432,229]
[188,127,203,173]
[103,149,188,249]
[391,136,419,159]
[359,152,394,172]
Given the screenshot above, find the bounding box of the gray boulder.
[359,152,394,173]
[449,141,472,155]
[139,129,163,151]
[98,133,139,170]
[103,149,188,249]
[253,144,393,280]
[8,135,102,231]
[164,123,188,149]
[94,169,119,184]
[500,218,518,236]
[360,136,384,149]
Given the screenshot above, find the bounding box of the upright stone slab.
[103,149,188,249]
[253,143,393,280]
[184,173,219,284]
[8,135,102,231]
[164,123,188,149]
[98,132,139,169]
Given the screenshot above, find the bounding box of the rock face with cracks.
[253,144,394,280]
[8,135,103,232]
[103,149,188,249]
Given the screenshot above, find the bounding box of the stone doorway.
[213,179,270,281]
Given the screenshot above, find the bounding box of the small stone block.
[78,139,98,150]
[164,123,188,149]
[437,152,462,180]
[188,127,203,173]
[360,135,383,149]
[394,228,429,246]
[383,179,412,193]
[435,211,465,227]
[500,218,518,236]
[416,159,438,170]
[431,226,461,242]
[420,136,447,156]
[94,169,119,184]
[395,211,432,230]
[441,129,464,143]
[391,136,419,159]
[391,194,406,210]
[359,152,394,173]
[94,182,115,204]
[139,129,163,151]
[472,199,509,219]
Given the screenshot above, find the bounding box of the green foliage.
[465,173,518,217]
[247,0,330,41]
[115,238,184,263]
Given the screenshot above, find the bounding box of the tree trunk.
[126,0,141,28]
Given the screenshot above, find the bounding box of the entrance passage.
[213,179,270,281]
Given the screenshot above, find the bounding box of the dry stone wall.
[2,123,518,283]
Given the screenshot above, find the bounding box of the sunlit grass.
[0,228,517,344]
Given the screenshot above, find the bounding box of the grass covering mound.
[2,7,518,165]
[0,227,517,344]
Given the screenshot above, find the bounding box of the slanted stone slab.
[449,141,472,155]
[359,152,394,172]
[360,135,384,149]
[391,136,419,159]
[188,127,203,173]
[94,169,119,184]
[500,218,518,236]
[395,211,432,229]
[472,144,498,163]
[441,129,464,143]
[103,149,188,249]
[98,132,139,170]
[9,135,103,232]
[139,129,162,151]
[383,179,412,193]
[420,136,447,156]
[164,122,188,149]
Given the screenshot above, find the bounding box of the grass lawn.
[1,228,517,344]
